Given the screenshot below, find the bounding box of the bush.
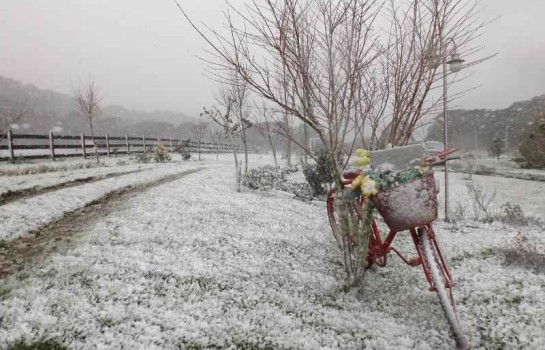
[473,164,496,176]
[498,203,527,225]
[501,232,545,274]
[302,148,336,196]
[519,114,545,168]
[154,142,172,163]
[181,151,191,161]
[274,181,313,199]
[134,152,151,164]
[466,181,497,222]
[244,165,287,189]
[174,144,191,161]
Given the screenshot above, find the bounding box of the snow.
[0,154,544,349]
[0,161,208,242]
[436,171,545,220]
[0,162,161,196]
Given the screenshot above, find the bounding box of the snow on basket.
[372,172,438,232]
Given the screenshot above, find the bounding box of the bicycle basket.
[371,172,438,232]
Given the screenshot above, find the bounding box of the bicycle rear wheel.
[419,227,469,350]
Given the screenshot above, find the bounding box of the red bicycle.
[326,148,469,349]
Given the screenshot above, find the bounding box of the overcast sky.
[1,0,544,117]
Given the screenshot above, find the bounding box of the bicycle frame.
[340,175,456,292]
[330,148,468,347]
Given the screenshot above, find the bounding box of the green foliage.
[153,142,172,163]
[519,114,545,168]
[302,148,335,196]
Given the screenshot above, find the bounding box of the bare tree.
[228,74,252,174]
[175,0,488,286]
[208,123,225,160]
[255,102,280,167]
[74,78,101,163]
[190,121,209,161]
[201,93,243,191]
[384,0,492,146]
[0,99,32,134]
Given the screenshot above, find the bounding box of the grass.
[7,339,69,350]
[501,244,545,274]
[0,161,104,176]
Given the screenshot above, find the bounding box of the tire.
[420,227,469,350]
[327,188,386,267]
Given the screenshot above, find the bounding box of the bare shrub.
[466,182,497,222]
[498,203,527,226]
[450,201,467,222]
[501,233,545,274]
[474,165,496,176]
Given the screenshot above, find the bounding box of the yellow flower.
[361,177,378,198]
[355,149,370,158]
[351,174,365,190]
[353,156,370,167]
[414,166,430,175]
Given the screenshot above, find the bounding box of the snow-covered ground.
[0,154,249,242]
[436,171,545,220]
[0,155,544,349]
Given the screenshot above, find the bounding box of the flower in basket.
[350,174,378,198]
[415,166,430,176]
[350,174,366,191]
[353,148,371,167]
[361,178,378,197]
[355,149,370,158]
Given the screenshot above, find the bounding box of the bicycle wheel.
[419,227,469,350]
[326,188,387,267]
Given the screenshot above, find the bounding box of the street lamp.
[427,36,465,222]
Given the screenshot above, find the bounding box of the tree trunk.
[266,127,278,167]
[89,120,99,164]
[241,127,249,174]
[326,140,371,287]
[303,123,309,164]
[228,134,241,192]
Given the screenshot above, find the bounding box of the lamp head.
[447,53,465,73]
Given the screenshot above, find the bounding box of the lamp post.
[427,36,465,222]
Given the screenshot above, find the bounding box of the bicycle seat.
[343,169,362,180]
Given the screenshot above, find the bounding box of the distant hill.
[0,76,198,137]
[426,94,545,153]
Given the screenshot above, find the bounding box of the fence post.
[7,129,14,160]
[142,135,146,153]
[49,131,55,161]
[126,135,131,155]
[81,133,86,159]
[105,134,111,157]
[169,138,173,153]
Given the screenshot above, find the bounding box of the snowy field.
[0,154,544,349]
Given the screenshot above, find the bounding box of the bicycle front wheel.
[419,227,469,350]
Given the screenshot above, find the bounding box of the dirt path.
[0,168,152,206]
[0,168,202,279]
